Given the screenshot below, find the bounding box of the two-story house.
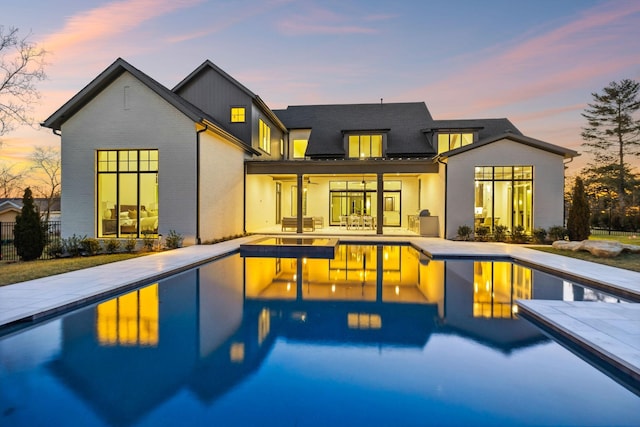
[43,58,577,244]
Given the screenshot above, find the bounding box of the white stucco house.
[42,58,577,244]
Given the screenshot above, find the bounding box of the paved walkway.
[517,300,640,385]
[1,235,639,388]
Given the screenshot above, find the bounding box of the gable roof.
[275,102,435,157]
[439,132,579,159]
[41,58,259,155]
[173,60,287,132]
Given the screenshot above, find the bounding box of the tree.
[567,177,590,241]
[581,79,640,213]
[0,26,47,137]
[0,161,27,197]
[13,187,46,261]
[30,146,60,221]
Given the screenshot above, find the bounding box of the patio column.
[296,173,303,233]
[376,173,384,234]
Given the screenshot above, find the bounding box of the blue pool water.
[1,244,639,426]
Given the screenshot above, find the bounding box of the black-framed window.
[97,149,159,238]
[231,107,245,123]
[474,166,533,233]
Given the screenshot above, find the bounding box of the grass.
[0,253,148,287]
[530,234,640,273]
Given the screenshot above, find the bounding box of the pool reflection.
[46,245,609,426]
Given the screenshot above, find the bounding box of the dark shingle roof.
[274,102,435,157]
[427,118,523,140]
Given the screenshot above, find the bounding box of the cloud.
[275,5,385,35]
[41,0,203,62]
[166,0,296,43]
[412,1,640,118]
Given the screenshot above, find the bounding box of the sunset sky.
[3,0,640,176]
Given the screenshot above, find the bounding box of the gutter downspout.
[436,156,447,239]
[563,156,574,227]
[196,124,208,245]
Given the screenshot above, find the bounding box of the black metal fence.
[590,228,638,237]
[0,221,62,261]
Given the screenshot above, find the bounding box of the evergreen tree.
[13,187,46,261]
[567,177,591,241]
[581,79,640,213]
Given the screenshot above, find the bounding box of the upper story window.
[259,119,271,154]
[348,134,383,158]
[231,107,245,123]
[293,139,308,159]
[437,132,473,154]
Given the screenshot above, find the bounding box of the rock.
[621,243,640,254]
[579,240,623,258]
[552,240,582,251]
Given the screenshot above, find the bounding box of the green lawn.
[530,234,640,273]
[0,253,148,286]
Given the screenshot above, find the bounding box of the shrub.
[80,237,101,256]
[567,177,590,240]
[124,235,138,253]
[105,239,121,254]
[63,234,85,257]
[548,225,568,241]
[165,230,184,249]
[474,225,490,241]
[532,227,548,244]
[456,225,472,241]
[47,238,64,258]
[13,188,47,261]
[142,233,155,251]
[493,225,508,242]
[510,225,528,243]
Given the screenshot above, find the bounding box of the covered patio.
[244,159,441,236]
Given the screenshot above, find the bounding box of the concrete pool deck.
[1,235,639,387]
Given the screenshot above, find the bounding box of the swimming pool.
[1,244,638,426]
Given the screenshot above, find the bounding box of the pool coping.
[1,235,639,391]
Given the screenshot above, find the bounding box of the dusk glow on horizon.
[3,0,640,175]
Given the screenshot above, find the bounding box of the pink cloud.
[412,1,640,118]
[509,104,586,124]
[166,0,296,43]
[41,0,203,62]
[275,5,383,35]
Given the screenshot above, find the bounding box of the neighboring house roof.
[41,58,260,155]
[0,200,21,216]
[439,132,579,159]
[0,198,61,214]
[173,60,287,133]
[274,102,436,157]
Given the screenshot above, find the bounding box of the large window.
[474,166,532,233]
[348,134,383,158]
[98,149,159,238]
[259,119,271,154]
[438,132,473,154]
[230,107,245,123]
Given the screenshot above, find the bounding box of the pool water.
[1,244,638,426]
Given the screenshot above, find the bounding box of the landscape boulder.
[552,239,640,258]
[579,240,623,258]
[551,240,582,251]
